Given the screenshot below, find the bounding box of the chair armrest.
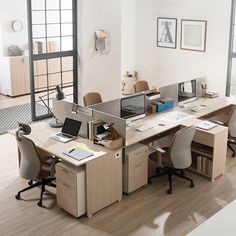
[44,156,60,177]
[148,144,166,154]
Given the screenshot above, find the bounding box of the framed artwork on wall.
[180,20,207,52]
[157,18,177,49]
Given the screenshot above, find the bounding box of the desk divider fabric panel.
[53,99,126,140]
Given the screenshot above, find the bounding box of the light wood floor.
[1,133,236,236]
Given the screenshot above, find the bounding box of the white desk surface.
[126,96,235,146]
[14,122,112,167]
[188,199,236,236]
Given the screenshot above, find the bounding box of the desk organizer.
[156,99,174,113]
[95,137,123,150]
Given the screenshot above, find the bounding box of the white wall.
[78,0,121,104]
[122,0,231,95]
[0,0,28,56]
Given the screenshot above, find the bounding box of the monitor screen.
[120,94,145,120]
[62,118,82,136]
[178,80,196,103]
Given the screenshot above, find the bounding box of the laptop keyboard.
[57,133,73,138]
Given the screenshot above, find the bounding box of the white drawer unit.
[123,143,148,193]
[56,162,86,217]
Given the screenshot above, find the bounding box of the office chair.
[211,107,236,157]
[148,126,196,194]
[15,123,57,207]
[83,92,102,107]
[134,80,149,93]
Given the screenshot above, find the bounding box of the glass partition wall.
[27,0,77,121]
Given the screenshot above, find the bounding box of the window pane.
[61,10,73,23]
[61,36,73,51]
[61,0,72,9]
[46,0,59,10]
[47,24,60,37]
[47,38,60,52]
[33,38,46,54]
[49,73,61,87]
[34,60,47,76]
[33,25,46,38]
[48,58,61,74]
[62,71,73,84]
[31,0,45,10]
[32,11,45,24]
[47,11,60,24]
[61,23,73,36]
[62,56,73,71]
[230,59,236,96]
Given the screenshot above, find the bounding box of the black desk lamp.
[39,85,65,128]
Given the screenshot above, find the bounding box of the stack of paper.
[196,121,217,130]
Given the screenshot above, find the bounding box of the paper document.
[160,111,193,124]
[196,121,217,130]
[63,146,94,161]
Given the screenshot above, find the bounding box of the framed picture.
[157,18,177,49]
[181,20,207,52]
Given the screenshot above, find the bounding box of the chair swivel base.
[15,177,56,207]
[148,167,194,194]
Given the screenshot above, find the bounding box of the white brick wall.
[122,0,231,95]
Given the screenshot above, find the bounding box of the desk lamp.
[39,85,65,128]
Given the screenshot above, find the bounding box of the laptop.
[50,118,82,143]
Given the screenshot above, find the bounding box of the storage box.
[156,99,174,112]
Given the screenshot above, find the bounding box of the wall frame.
[157,17,177,49]
[180,19,207,52]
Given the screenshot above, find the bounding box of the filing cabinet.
[56,162,86,217]
[123,143,148,193]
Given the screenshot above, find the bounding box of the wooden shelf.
[191,142,213,158]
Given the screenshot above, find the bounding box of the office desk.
[126,97,232,181]
[13,122,122,217]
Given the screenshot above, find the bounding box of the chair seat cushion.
[39,163,52,178]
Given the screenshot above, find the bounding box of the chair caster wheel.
[167,189,172,194]
[37,201,42,207]
[15,193,20,200]
[148,179,152,184]
[28,180,33,185]
[190,182,195,188]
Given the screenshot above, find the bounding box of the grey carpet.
[0,103,48,135]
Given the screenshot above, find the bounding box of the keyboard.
[136,123,153,132]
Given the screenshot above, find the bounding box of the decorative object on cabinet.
[157,18,177,49]
[181,20,207,52]
[8,45,23,56]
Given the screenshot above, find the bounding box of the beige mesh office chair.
[15,123,57,207]
[83,92,102,107]
[149,126,196,194]
[134,80,149,93]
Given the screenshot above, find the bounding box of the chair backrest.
[134,80,149,93]
[83,92,102,107]
[170,126,196,169]
[16,124,41,181]
[228,107,236,137]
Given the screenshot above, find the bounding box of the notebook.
[63,147,94,161]
[196,121,217,130]
[50,118,82,143]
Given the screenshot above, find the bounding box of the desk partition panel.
[53,99,126,140]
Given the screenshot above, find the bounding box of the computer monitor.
[178,79,197,105]
[120,93,146,123]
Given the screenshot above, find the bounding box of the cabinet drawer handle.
[135,163,142,168]
[63,183,70,188]
[62,168,69,174]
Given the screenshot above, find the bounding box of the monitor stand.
[126,114,145,124]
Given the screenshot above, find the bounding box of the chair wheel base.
[167,189,172,194]
[190,182,195,188]
[37,201,43,207]
[15,194,20,200]
[28,180,33,185]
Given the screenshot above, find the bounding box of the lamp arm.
[39,96,57,119]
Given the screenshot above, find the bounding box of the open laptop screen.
[61,118,82,136]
